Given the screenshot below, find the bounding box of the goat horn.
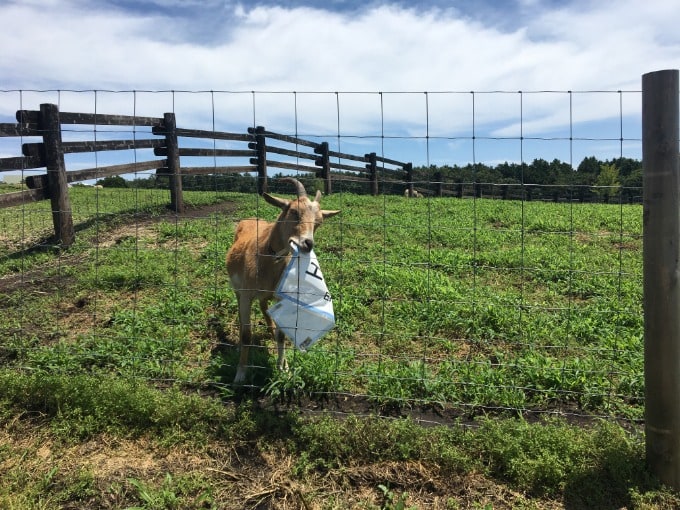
[280,177,307,198]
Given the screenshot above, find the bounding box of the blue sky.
[1,0,678,179]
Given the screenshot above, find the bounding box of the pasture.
[0,185,673,508]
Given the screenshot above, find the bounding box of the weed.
[126,473,212,510]
[377,484,417,510]
[263,365,307,403]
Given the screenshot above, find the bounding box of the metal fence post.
[642,68,680,489]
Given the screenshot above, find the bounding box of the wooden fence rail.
[0,103,412,247]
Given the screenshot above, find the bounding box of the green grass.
[1,371,676,508]
[0,189,644,415]
[0,186,661,507]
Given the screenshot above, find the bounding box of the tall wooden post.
[315,141,332,195]
[366,152,378,196]
[404,162,414,197]
[253,126,268,195]
[163,113,184,213]
[434,170,443,197]
[40,103,74,247]
[643,69,680,489]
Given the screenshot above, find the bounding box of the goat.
[404,188,423,198]
[226,178,340,384]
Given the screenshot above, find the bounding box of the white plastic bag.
[267,244,335,351]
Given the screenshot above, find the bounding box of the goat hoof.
[234,369,247,385]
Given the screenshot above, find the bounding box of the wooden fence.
[0,103,410,247]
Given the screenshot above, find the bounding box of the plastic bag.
[267,244,335,351]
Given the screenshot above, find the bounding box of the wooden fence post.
[163,113,184,213]
[366,152,378,196]
[254,126,268,194]
[404,162,414,197]
[40,103,75,247]
[642,69,680,490]
[315,141,332,195]
[434,170,443,197]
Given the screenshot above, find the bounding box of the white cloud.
[0,0,677,160]
[3,0,676,93]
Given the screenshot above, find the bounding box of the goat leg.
[276,329,288,372]
[260,297,289,372]
[234,294,253,384]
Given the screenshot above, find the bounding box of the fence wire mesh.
[0,89,643,424]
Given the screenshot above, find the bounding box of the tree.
[594,163,620,203]
[97,175,128,188]
[576,156,600,186]
[621,167,643,203]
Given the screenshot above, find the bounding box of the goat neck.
[267,211,295,259]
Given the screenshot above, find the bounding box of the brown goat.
[226,178,340,384]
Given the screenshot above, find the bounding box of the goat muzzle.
[290,237,314,253]
[299,238,314,252]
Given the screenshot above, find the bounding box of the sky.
[1,0,679,179]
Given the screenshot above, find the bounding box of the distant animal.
[94,185,104,189]
[404,188,422,198]
[226,178,340,383]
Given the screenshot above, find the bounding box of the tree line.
[409,156,642,203]
[96,156,642,203]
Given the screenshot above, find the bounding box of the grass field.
[0,185,673,509]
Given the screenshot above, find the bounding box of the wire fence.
[0,88,644,424]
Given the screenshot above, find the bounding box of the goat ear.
[321,209,341,219]
[314,191,339,218]
[262,192,290,210]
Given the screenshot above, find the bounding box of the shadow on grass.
[1,199,221,263]
[1,209,148,266]
[208,335,275,397]
[563,448,676,509]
